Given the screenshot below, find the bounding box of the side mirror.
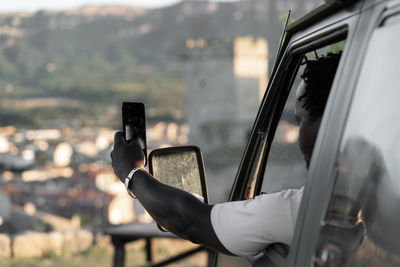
[149,146,209,232]
[149,146,209,204]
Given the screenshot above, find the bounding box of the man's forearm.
[130,169,232,254]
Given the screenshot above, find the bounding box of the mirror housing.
[149,146,209,204]
[149,146,209,232]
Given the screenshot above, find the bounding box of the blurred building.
[21,167,74,182]
[148,122,189,147]
[184,36,268,150]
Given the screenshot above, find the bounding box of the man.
[110,52,342,256]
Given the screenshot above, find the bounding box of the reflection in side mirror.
[149,146,209,204]
[149,146,209,232]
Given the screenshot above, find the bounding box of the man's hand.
[110,131,145,182]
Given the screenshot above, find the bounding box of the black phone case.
[122,102,147,165]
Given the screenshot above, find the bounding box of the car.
[149,0,400,266]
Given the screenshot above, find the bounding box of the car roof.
[287,0,362,33]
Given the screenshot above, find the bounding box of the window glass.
[314,19,400,267]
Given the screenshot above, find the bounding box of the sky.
[0,0,240,13]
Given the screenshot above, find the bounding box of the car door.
[297,1,400,266]
[214,2,364,266]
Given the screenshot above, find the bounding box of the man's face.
[294,81,322,167]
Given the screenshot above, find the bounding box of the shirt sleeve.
[210,188,303,256]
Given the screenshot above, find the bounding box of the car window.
[244,40,346,199]
[314,15,400,266]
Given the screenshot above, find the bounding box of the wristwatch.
[124,166,145,198]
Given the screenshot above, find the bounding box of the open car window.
[244,40,346,200]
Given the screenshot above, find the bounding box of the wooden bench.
[104,222,216,267]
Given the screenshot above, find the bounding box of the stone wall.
[0,234,11,258]
[62,229,93,257]
[0,229,93,259]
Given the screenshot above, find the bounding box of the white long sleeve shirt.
[210,187,304,256]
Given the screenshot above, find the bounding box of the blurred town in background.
[0,0,319,265]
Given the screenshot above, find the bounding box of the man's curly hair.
[299,51,343,120]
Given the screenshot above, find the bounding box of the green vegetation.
[0,12,187,128]
[279,12,296,26]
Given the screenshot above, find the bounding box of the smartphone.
[122,102,147,165]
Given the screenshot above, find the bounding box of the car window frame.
[227,3,362,203]
[229,26,350,201]
[259,28,349,264]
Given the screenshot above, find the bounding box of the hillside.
[0,0,319,128]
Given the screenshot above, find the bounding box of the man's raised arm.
[110,131,232,254]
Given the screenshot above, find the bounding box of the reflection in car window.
[314,20,400,267]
